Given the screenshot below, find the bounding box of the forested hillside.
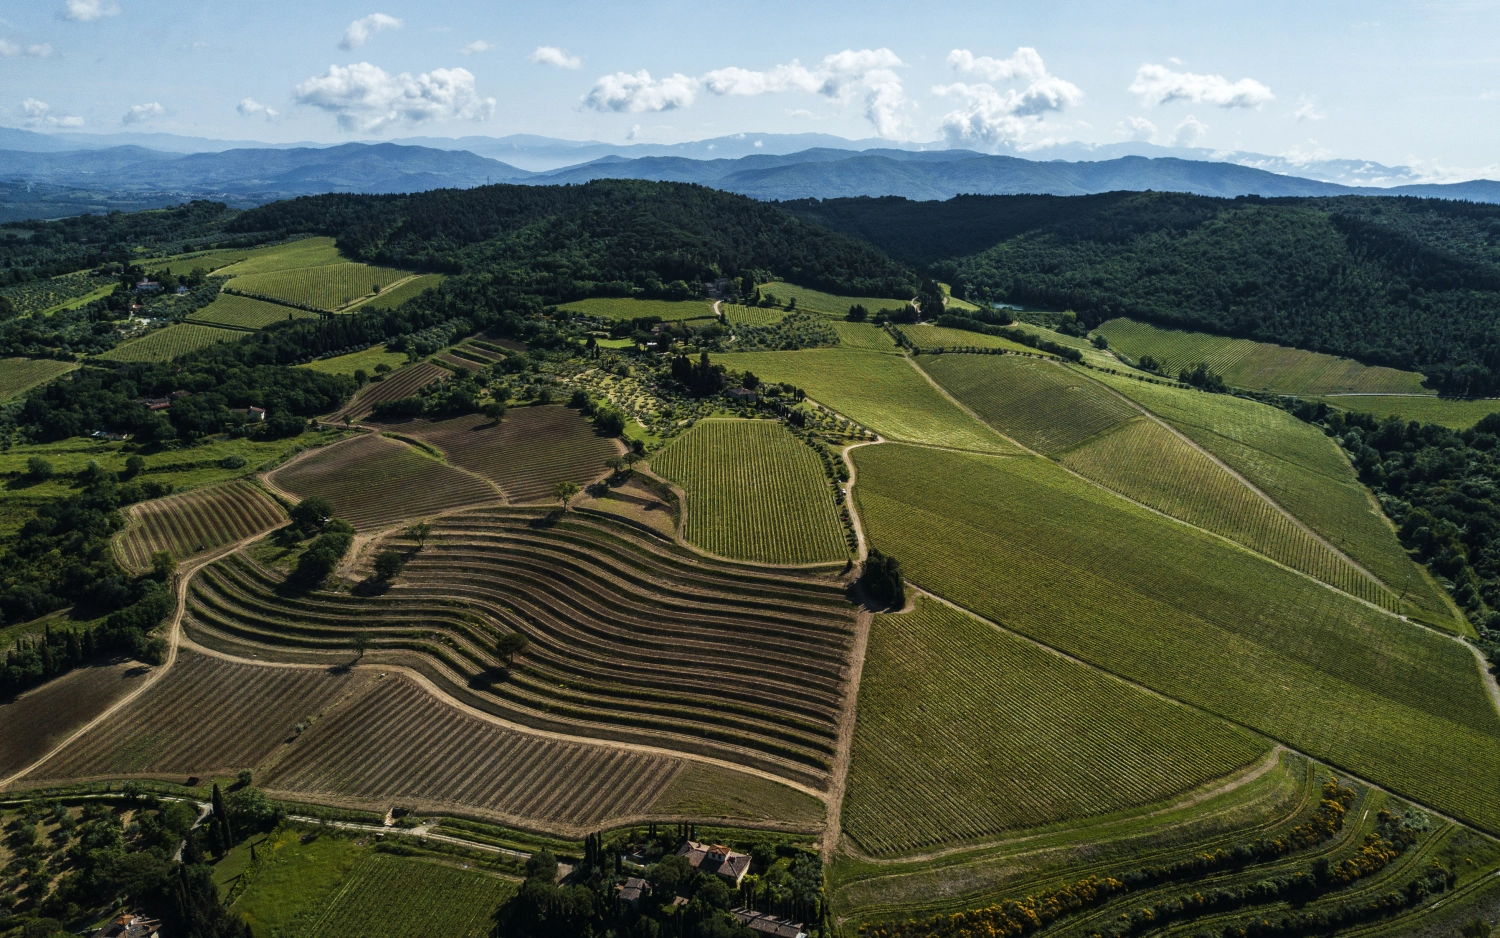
[788,193,1500,394]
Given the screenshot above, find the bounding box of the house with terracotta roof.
[733,910,807,938]
[676,840,751,887]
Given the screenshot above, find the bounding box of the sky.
[2,0,1498,177]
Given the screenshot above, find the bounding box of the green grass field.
[211,237,347,277]
[650,418,848,564]
[649,762,827,827]
[299,345,410,377]
[360,273,447,310]
[900,325,1052,355]
[1097,318,1430,396]
[96,323,246,362]
[725,348,1020,454]
[190,293,318,330]
[1089,370,1460,631]
[0,358,78,401]
[757,281,910,317]
[1318,394,1500,429]
[844,597,1268,855]
[918,354,1137,454]
[227,263,411,312]
[852,442,1500,834]
[557,297,716,321]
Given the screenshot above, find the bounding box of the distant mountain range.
[0,126,1496,221]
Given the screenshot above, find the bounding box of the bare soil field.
[0,661,154,782]
[115,479,287,572]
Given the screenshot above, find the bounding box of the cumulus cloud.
[1293,96,1325,121]
[1119,116,1156,140]
[62,0,120,21]
[583,70,697,113]
[340,13,401,50]
[701,48,908,138]
[0,40,54,58]
[295,62,496,132]
[529,45,580,68]
[461,40,492,55]
[936,47,1082,148]
[22,98,84,127]
[1171,115,1208,147]
[237,97,279,120]
[1129,64,1272,108]
[122,101,164,125]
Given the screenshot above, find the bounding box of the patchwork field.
[0,357,77,401]
[726,348,1020,454]
[335,360,446,419]
[268,433,500,530]
[852,442,1500,833]
[651,419,847,564]
[844,598,1267,856]
[182,507,858,786]
[115,479,288,572]
[96,322,245,362]
[227,263,412,312]
[381,405,620,503]
[756,281,910,317]
[1097,318,1431,395]
[919,353,1137,453]
[558,297,716,321]
[1319,393,1500,429]
[189,292,319,330]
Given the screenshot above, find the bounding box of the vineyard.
[1096,318,1430,396]
[844,598,1267,855]
[181,507,858,786]
[851,442,1500,834]
[918,354,1137,454]
[361,273,447,310]
[830,321,899,351]
[190,293,317,330]
[299,853,515,938]
[899,325,1050,355]
[262,674,682,829]
[0,358,77,402]
[725,305,787,326]
[0,271,114,315]
[1091,371,1458,630]
[337,361,447,420]
[726,348,1019,454]
[386,405,621,503]
[226,262,412,312]
[1059,417,1394,608]
[756,281,909,317]
[557,297,716,321]
[96,323,244,362]
[1317,393,1500,430]
[268,434,500,530]
[211,237,346,277]
[21,650,373,785]
[0,661,151,780]
[651,419,847,564]
[114,479,288,572]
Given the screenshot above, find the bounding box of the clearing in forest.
[852,442,1500,834]
[1096,318,1430,396]
[0,358,78,402]
[96,323,244,362]
[558,297,716,322]
[727,348,1020,454]
[189,293,318,330]
[115,479,287,572]
[844,598,1267,855]
[269,433,500,530]
[651,419,847,564]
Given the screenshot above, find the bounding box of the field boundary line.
[822,608,872,862]
[840,438,883,564]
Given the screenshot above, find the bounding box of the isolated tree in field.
[353,631,373,659]
[407,521,432,550]
[623,451,642,473]
[150,551,177,580]
[860,549,906,608]
[496,631,529,667]
[373,549,405,581]
[605,455,625,475]
[26,457,53,480]
[555,480,581,510]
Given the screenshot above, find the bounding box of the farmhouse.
[732,910,807,938]
[676,840,751,886]
[617,876,650,909]
[727,387,758,404]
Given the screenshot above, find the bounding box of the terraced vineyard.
[96,323,244,362]
[299,853,514,938]
[852,442,1500,833]
[338,361,447,420]
[262,674,682,828]
[21,650,373,785]
[115,479,287,572]
[268,434,500,530]
[756,281,910,317]
[227,262,412,312]
[0,358,77,402]
[1096,318,1430,395]
[189,293,318,329]
[182,507,858,786]
[385,405,621,503]
[558,297,716,321]
[845,598,1267,855]
[919,354,1137,453]
[1060,417,1395,608]
[651,419,847,564]
[726,348,1020,454]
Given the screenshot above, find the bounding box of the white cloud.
[937,47,1082,148]
[294,62,496,132]
[22,98,84,127]
[1293,96,1325,121]
[61,0,119,21]
[340,13,401,51]
[0,40,53,57]
[237,97,279,120]
[1119,116,1156,140]
[461,40,492,55]
[122,101,164,125]
[583,70,697,113]
[701,48,908,138]
[529,45,580,68]
[1171,115,1208,147]
[1279,143,1334,166]
[1130,64,1273,108]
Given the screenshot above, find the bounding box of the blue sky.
[2,0,1497,176]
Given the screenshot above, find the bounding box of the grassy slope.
[557,297,716,321]
[900,325,1054,355]
[650,763,826,828]
[1318,394,1500,430]
[757,281,909,317]
[724,348,1020,454]
[211,237,346,277]
[299,345,410,377]
[851,442,1500,833]
[651,418,847,564]
[845,597,1267,856]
